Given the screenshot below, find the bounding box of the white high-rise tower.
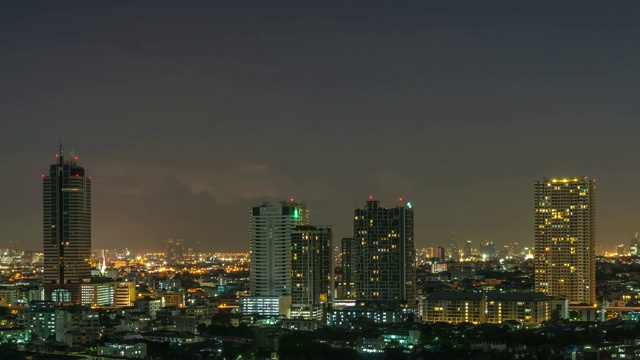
[249,201,308,296]
[241,201,308,317]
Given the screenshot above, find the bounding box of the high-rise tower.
[352,199,415,303]
[43,146,92,303]
[249,201,308,297]
[535,177,595,305]
[290,225,333,320]
[164,239,184,265]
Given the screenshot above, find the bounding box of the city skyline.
[3,2,640,252]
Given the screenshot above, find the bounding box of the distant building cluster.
[240,198,416,322]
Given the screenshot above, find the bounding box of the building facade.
[423,291,553,325]
[115,281,136,307]
[80,283,115,307]
[21,301,56,340]
[55,306,100,344]
[339,237,358,298]
[352,200,416,303]
[43,147,92,303]
[424,292,486,325]
[290,225,333,320]
[534,177,596,305]
[485,292,551,326]
[97,342,147,359]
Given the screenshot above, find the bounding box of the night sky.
[2,1,640,253]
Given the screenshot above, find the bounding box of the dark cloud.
[1,1,639,252]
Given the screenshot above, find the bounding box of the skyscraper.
[290,225,333,320]
[242,201,308,317]
[43,147,92,303]
[352,199,415,303]
[249,201,308,297]
[164,239,184,265]
[535,177,595,305]
[464,240,472,257]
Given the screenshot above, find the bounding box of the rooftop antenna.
[59,139,64,156]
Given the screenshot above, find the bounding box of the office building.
[240,296,291,317]
[115,281,136,307]
[352,199,415,303]
[534,177,596,305]
[80,283,115,307]
[290,225,333,320]
[43,146,92,303]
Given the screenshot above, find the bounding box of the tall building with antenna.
[534,177,595,305]
[43,146,92,303]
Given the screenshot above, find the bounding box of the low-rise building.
[325,307,409,328]
[485,292,550,325]
[97,342,147,359]
[135,298,164,319]
[81,283,115,307]
[424,291,554,325]
[0,289,18,306]
[22,301,56,340]
[175,316,197,332]
[55,306,100,344]
[424,292,486,324]
[141,330,201,344]
[281,319,322,331]
[240,296,291,317]
[0,326,30,343]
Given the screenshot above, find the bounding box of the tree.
[211,311,232,326]
[550,309,563,321]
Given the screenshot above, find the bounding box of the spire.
[100,249,106,276]
[59,139,64,156]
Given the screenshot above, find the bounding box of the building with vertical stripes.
[43,146,92,304]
